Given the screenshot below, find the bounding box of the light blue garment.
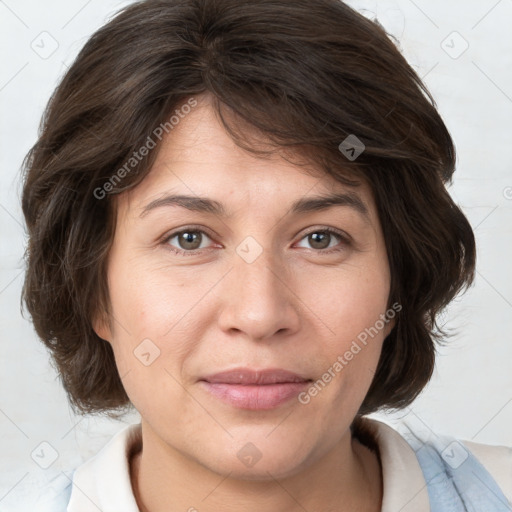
[33,471,73,512]
[404,428,511,511]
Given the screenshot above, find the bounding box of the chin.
[199,438,313,481]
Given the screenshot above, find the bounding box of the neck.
[129,421,382,512]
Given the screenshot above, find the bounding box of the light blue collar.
[404,428,511,511]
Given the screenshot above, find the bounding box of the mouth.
[199,368,313,410]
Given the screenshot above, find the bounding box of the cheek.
[104,266,200,417]
[105,258,220,375]
[108,257,189,336]
[299,261,390,346]
[295,260,390,405]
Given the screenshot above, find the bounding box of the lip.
[200,368,312,410]
[202,368,310,385]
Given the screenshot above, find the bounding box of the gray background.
[1,0,511,508]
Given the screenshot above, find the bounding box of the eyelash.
[160,226,351,256]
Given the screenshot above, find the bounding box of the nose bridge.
[216,238,300,340]
[236,240,281,296]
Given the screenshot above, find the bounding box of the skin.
[94,93,393,512]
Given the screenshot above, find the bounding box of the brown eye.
[296,228,349,253]
[164,229,213,254]
[177,231,203,250]
[308,232,332,250]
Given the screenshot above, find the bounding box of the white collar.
[372,419,430,511]
[67,418,430,511]
[68,423,141,511]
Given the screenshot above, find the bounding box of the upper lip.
[201,368,311,385]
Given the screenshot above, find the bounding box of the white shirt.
[39,418,512,511]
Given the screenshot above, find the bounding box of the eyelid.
[160,225,217,249]
[160,225,352,255]
[293,226,351,254]
[298,225,352,244]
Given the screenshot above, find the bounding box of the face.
[94,94,393,480]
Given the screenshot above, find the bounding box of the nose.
[216,245,301,342]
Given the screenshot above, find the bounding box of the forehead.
[120,95,376,222]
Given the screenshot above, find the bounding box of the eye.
[161,226,350,256]
[295,228,350,253]
[162,228,215,255]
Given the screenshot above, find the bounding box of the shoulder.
[8,470,73,512]
[390,419,512,509]
[461,438,512,504]
[361,417,512,511]
[23,472,73,512]
[6,424,140,512]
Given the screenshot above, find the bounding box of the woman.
[20,0,511,510]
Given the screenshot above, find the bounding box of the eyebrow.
[139,191,370,221]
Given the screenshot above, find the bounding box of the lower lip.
[200,381,311,410]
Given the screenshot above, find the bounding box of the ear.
[383,317,396,339]
[92,307,113,343]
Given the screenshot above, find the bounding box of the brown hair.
[21,0,475,418]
